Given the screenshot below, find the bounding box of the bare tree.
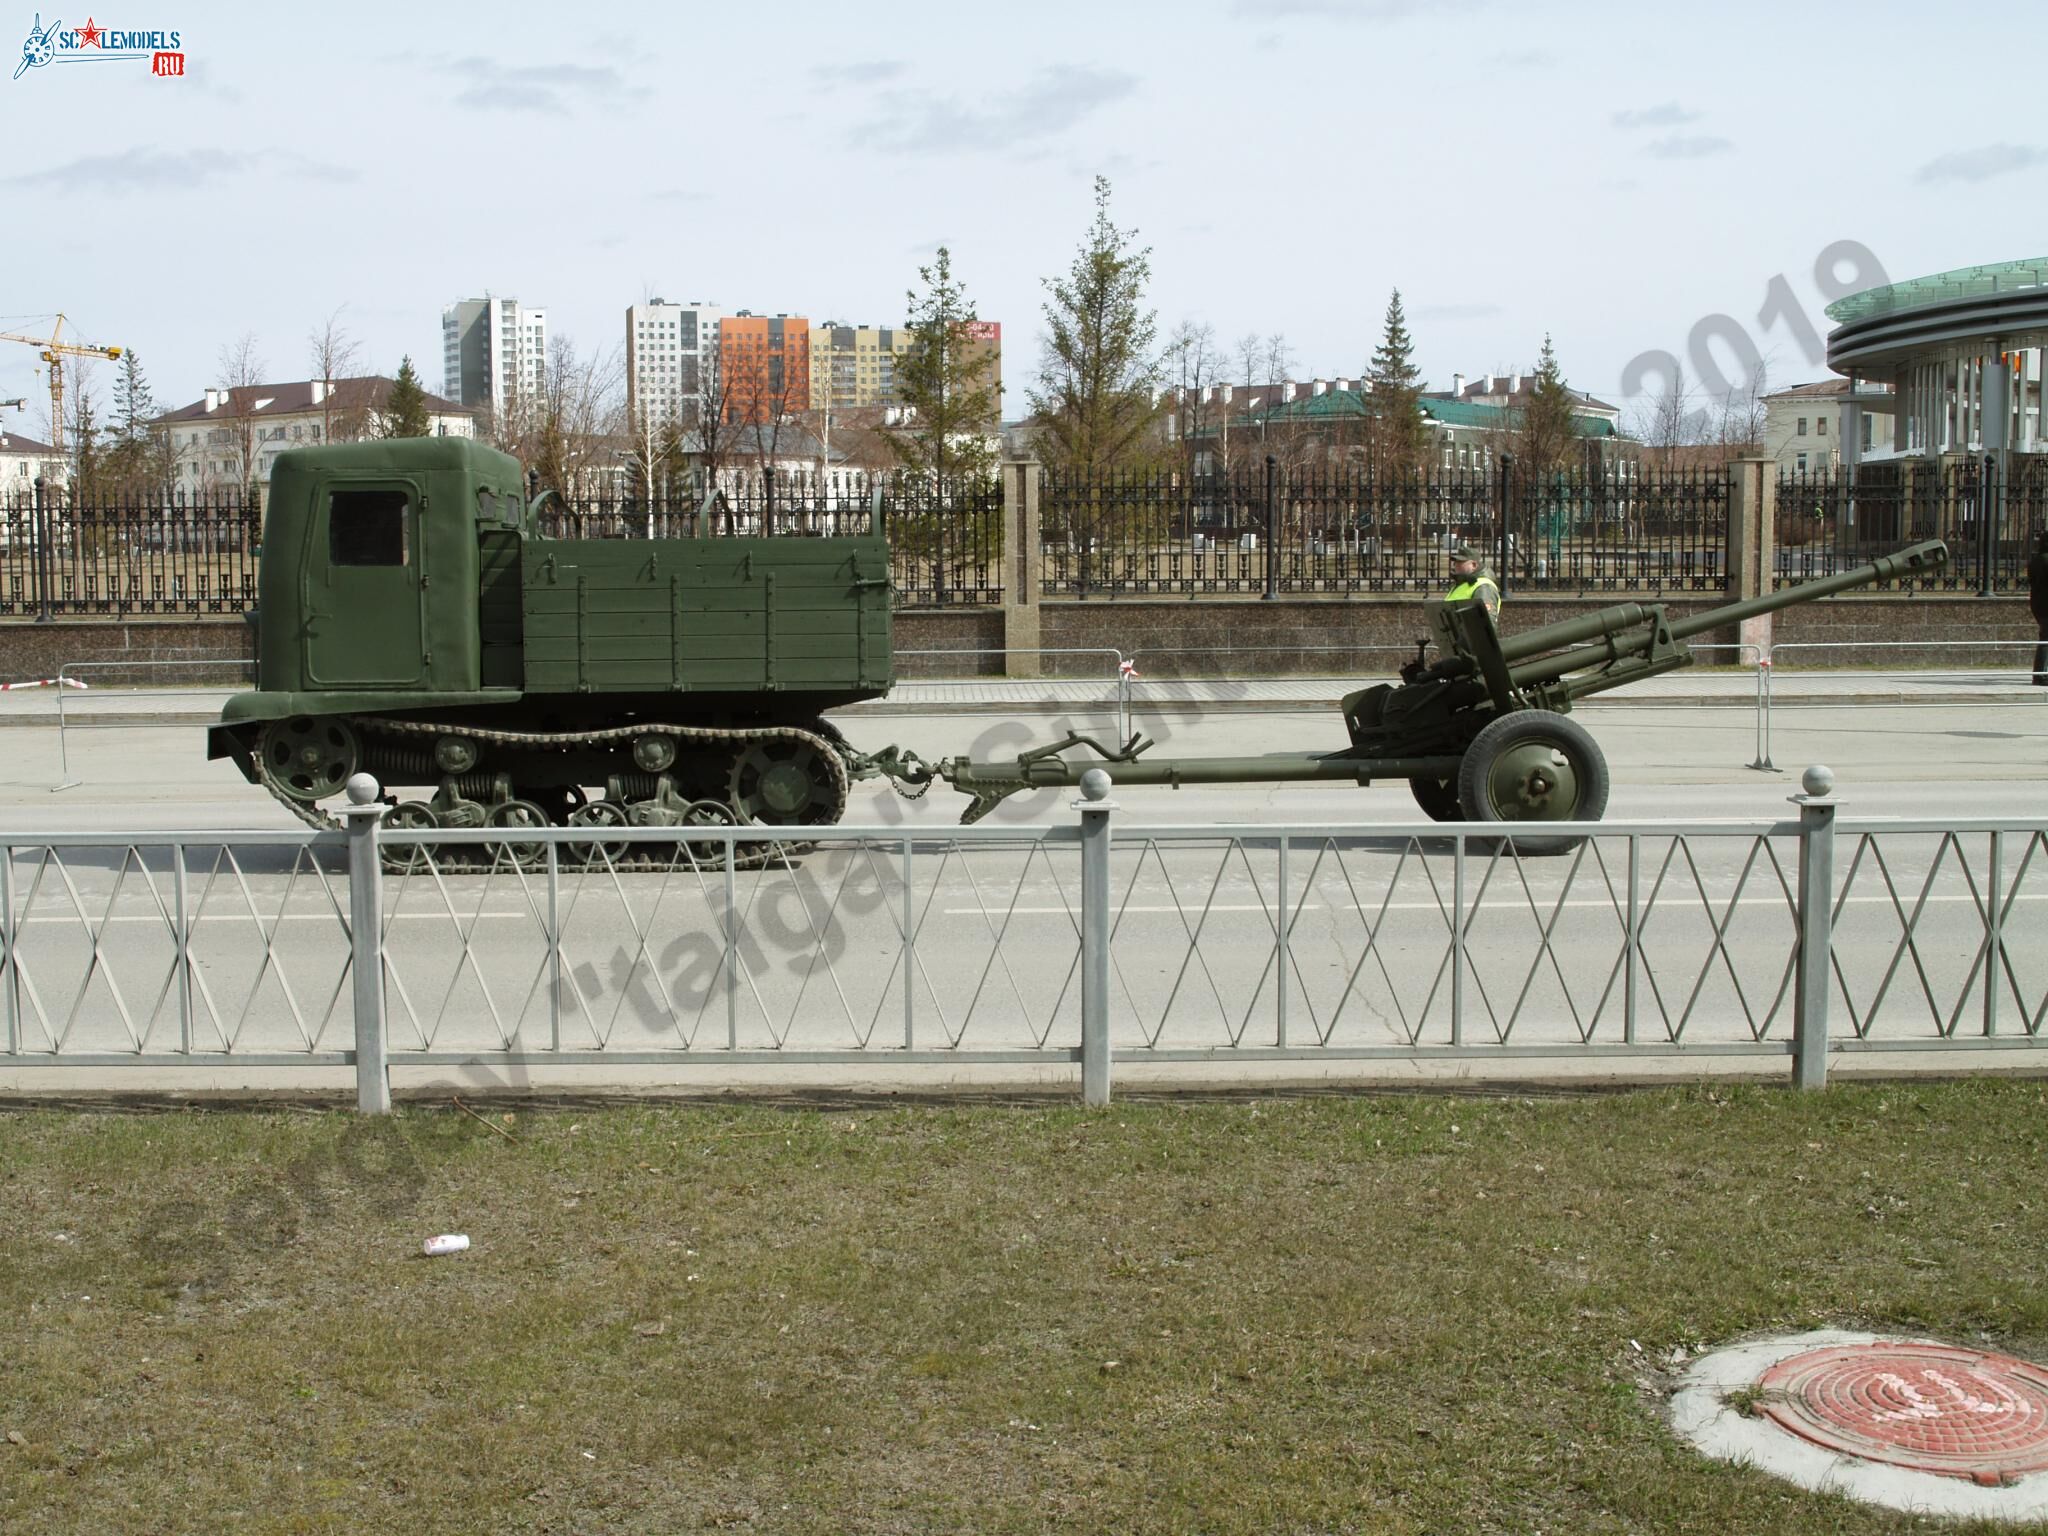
[1712,356,1770,456]
[307,306,365,444]
[1165,321,1220,474]
[493,336,625,497]
[215,333,268,491]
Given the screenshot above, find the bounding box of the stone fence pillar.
[1002,460,1043,677]
[1725,455,1777,656]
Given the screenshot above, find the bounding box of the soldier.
[2030,527,2047,686]
[1445,542,1501,621]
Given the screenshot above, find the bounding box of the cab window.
[329,490,410,566]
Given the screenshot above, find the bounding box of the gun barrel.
[1497,603,1657,664]
[1666,539,1948,641]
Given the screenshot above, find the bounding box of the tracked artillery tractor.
[884,539,1951,853]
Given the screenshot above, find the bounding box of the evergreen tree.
[1027,176,1161,474]
[104,351,170,496]
[68,384,105,501]
[1514,334,1581,479]
[385,356,432,438]
[112,351,156,443]
[890,246,1001,484]
[1365,288,1429,474]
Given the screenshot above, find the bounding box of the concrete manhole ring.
[1671,1330,2048,1521]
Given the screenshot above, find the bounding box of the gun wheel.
[1408,776,1463,822]
[1456,711,1608,856]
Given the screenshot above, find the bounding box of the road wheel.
[485,798,551,870]
[380,800,439,874]
[566,799,629,869]
[1455,710,1608,856]
[680,798,736,867]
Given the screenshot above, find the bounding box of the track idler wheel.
[729,738,838,827]
[261,716,360,803]
[1455,711,1609,856]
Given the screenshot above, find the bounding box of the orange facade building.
[718,313,810,423]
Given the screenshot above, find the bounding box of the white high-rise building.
[626,299,723,424]
[441,295,549,416]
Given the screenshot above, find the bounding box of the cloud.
[852,65,1138,154]
[1491,48,1552,67]
[811,59,907,86]
[1914,143,2048,184]
[0,149,355,190]
[448,56,641,114]
[1612,101,1699,129]
[1415,303,1502,321]
[651,188,711,204]
[1645,134,1733,159]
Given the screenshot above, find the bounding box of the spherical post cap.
[344,772,383,806]
[1078,768,1113,802]
[1801,764,1835,798]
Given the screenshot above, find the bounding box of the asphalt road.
[2,699,2043,1075]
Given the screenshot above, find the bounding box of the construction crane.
[0,315,123,456]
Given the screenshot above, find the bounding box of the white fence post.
[1076,768,1116,1106]
[340,773,391,1114]
[1791,764,1838,1090]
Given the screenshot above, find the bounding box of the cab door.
[303,482,426,687]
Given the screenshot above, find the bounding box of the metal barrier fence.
[48,657,256,791]
[1039,464,1731,598]
[4,771,2043,1107]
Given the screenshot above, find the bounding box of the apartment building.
[441,295,549,415]
[627,299,724,424]
[719,312,810,423]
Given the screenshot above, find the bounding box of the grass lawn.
[3,1081,2046,1534]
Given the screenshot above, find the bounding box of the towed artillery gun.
[884,540,1950,852]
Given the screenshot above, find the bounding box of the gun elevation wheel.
[1456,711,1608,855]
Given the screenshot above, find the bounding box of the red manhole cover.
[1757,1343,2048,1486]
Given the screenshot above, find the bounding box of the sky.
[2,0,2044,441]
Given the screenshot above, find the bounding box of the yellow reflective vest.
[1446,572,1501,610]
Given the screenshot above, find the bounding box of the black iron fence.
[9,461,2035,620]
[536,470,1006,607]
[0,486,260,619]
[1038,465,1730,598]
[1774,461,2043,592]
[0,471,1007,619]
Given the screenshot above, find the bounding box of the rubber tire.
[1408,776,1463,822]
[1455,711,1608,857]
